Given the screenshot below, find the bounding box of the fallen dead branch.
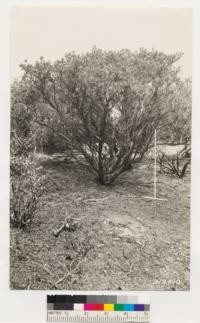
[53,223,75,238]
[53,211,88,238]
[54,272,71,288]
[54,239,93,288]
[83,197,109,203]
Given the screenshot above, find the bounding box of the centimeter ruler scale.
[47,294,150,322]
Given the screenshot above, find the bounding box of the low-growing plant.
[10,155,45,227]
[10,132,45,228]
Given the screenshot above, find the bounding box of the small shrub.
[10,132,45,228]
[10,155,45,227]
[158,150,190,178]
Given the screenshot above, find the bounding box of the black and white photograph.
[10,6,192,291]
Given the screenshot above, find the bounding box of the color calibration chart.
[47,294,150,322]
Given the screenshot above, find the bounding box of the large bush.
[12,48,191,184]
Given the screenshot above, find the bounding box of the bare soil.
[10,156,190,290]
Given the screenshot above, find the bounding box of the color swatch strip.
[47,303,150,312]
[47,295,145,304]
[48,303,149,311]
[47,295,150,312]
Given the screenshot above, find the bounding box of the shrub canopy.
[11,47,191,184]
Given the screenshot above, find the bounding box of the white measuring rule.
[47,310,150,322]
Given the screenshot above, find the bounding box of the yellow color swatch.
[104,304,114,311]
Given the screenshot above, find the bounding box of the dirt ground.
[10,155,190,290]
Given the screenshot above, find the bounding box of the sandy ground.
[10,156,190,290]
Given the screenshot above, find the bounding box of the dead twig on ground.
[54,236,93,288]
[135,239,145,251]
[53,210,88,237]
[83,197,109,202]
[54,272,71,288]
[53,223,74,237]
[42,263,55,277]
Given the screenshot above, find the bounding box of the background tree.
[158,78,191,151]
[12,47,190,185]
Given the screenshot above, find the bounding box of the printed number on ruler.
[47,311,150,322]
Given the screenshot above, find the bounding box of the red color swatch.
[84,304,104,311]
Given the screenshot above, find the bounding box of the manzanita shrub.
[15,47,191,185]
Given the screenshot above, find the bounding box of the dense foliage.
[11,47,191,184]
